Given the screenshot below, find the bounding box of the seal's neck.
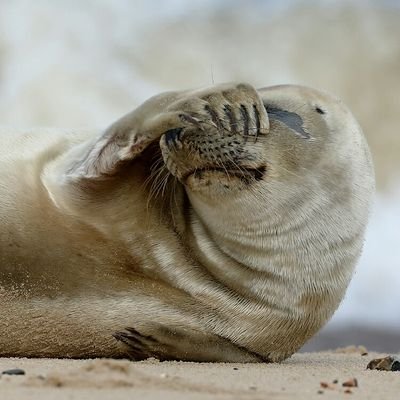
[186,191,287,270]
[186,184,329,272]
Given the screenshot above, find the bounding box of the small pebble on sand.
[2,368,26,376]
[342,378,358,388]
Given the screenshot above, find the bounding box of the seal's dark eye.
[263,104,310,139]
[315,107,325,114]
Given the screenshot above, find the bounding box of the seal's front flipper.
[61,82,269,182]
[61,94,191,181]
[113,324,262,363]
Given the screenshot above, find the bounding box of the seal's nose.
[164,128,183,147]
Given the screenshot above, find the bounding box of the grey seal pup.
[0,83,374,362]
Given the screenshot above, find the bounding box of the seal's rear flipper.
[113,324,264,363]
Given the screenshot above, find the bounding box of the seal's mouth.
[183,165,266,183]
[158,123,267,188]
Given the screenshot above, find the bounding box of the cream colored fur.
[0,83,374,362]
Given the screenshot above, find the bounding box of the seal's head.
[159,84,374,221]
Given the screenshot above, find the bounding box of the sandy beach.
[1,351,398,399]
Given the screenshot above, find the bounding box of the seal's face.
[157,83,372,223]
[158,85,327,198]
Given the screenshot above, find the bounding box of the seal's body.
[0,83,374,362]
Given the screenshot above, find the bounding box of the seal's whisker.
[151,168,169,198]
[160,171,171,197]
[143,160,165,194]
[169,176,180,229]
[220,159,232,181]
[224,153,251,180]
[142,160,164,191]
[146,162,171,209]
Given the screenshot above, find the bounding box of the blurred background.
[0,0,398,352]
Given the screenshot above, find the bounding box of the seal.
[0,83,374,362]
